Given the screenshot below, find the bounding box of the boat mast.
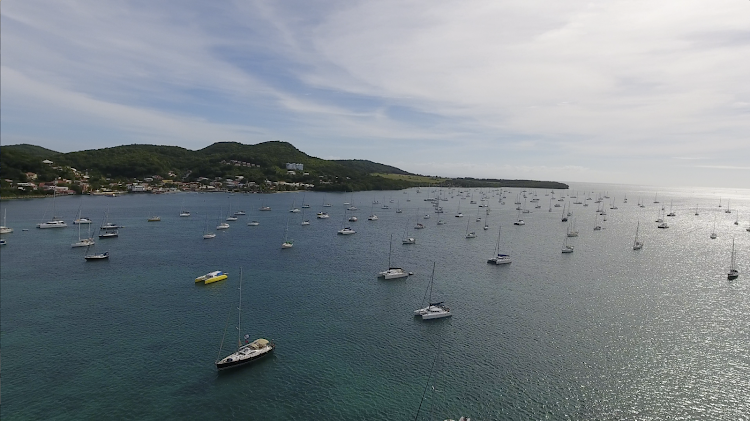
[388,234,393,267]
[237,268,242,350]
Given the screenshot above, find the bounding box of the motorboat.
[216,222,230,230]
[316,212,329,219]
[195,270,227,284]
[379,267,411,280]
[247,221,260,226]
[37,219,67,229]
[84,251,109,260]
[73,217,92,224]
[402,237,416,244]
[337,227,356,235]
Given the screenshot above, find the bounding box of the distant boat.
[72,211,95,248]
[379,234,411,279]
[281,216,293,249]
[179,198,190,217]
[561,235,574,253]
[464,217,476,238]
[37,188,67,228]
[203,215,216,239]
[514,209,525,226]
[0,209,13,234]
[487,225,511,265]
[316,212,329,219]
[98,210,119,238]
[666,201,676,217]
[147,216,161,222]
[710,215,718,239]
[414,262,451,320]
[247,220,260,226]
[83,245,109,260]
[633,221,643,250]
[195,270,227,284]
[215,268,275,370]
[725,199,731,214]
[727,239,738,280]
[566,219,579,237]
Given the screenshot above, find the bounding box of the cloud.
[2,0,749,187]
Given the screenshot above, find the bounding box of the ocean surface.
[1,183,749,420]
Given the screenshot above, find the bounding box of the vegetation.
[0,141,568,197]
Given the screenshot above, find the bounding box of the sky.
[2,0,749,188]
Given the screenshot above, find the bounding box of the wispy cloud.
[2,0,749,187]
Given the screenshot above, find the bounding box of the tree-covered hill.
[0,141,568,196]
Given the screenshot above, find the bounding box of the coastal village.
[2,158,316,196]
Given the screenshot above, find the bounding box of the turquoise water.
[1,184,749,420]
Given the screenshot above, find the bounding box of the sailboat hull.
[216,344,274,370]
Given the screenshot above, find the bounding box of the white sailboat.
[0,209,13,234]
[710,215,718,239]
[215,268,275,370]
[71,211,95,247]
[281,216,293,248]
[98,210,119,238]
[513,208,525,226]
[414,262,452,320]
[561,235,574,253]
[37,188,67,228]
[203,214,216,239]
[379,234,411,279]
[633,221,643,250]
[727,239,739,280]
[465,216,476,238]
[179,198,190,217]
[566,219,579,237]
[487,225,511,265]
[337,210,356,235]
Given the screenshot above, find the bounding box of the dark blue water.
[1,184,748,420]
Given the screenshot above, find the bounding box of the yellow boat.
[195,270,228,284]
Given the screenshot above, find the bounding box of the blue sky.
[2,1,749,188]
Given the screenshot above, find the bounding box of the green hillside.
[0,141,568,197]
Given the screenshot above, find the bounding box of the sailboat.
[694,204,699,216]
[179,198,190,217]
[281,216,293,248]
[465,216,476,238]
[566,219,579,237]
[379,234,411,279]
[414,262,451,320]
[36,188,67,228]
[289,199,300,213]
[98,210,119,238]
[560,204,568,222]
[734,211,739,226]
[725,199,732,214]
[71,211,95,247]
[0,209,13,234]
[666,201,675,217]
[226,198,238,221]
[561,235,574,253]
[487,226,511,265]
[83,244,109,260]
[368,203,378,221]
[337,210,356,235]
[203,214,216,239]
[727,239,739,280]
[215,268,275,370]
[710,215,718,239]
[513,208,525,226]
[593,213,602,231]
[633,221,643,250]
[300,205,310,225]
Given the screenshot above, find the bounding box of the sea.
[1,183,748,420]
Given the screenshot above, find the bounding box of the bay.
[1,183,748,419]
